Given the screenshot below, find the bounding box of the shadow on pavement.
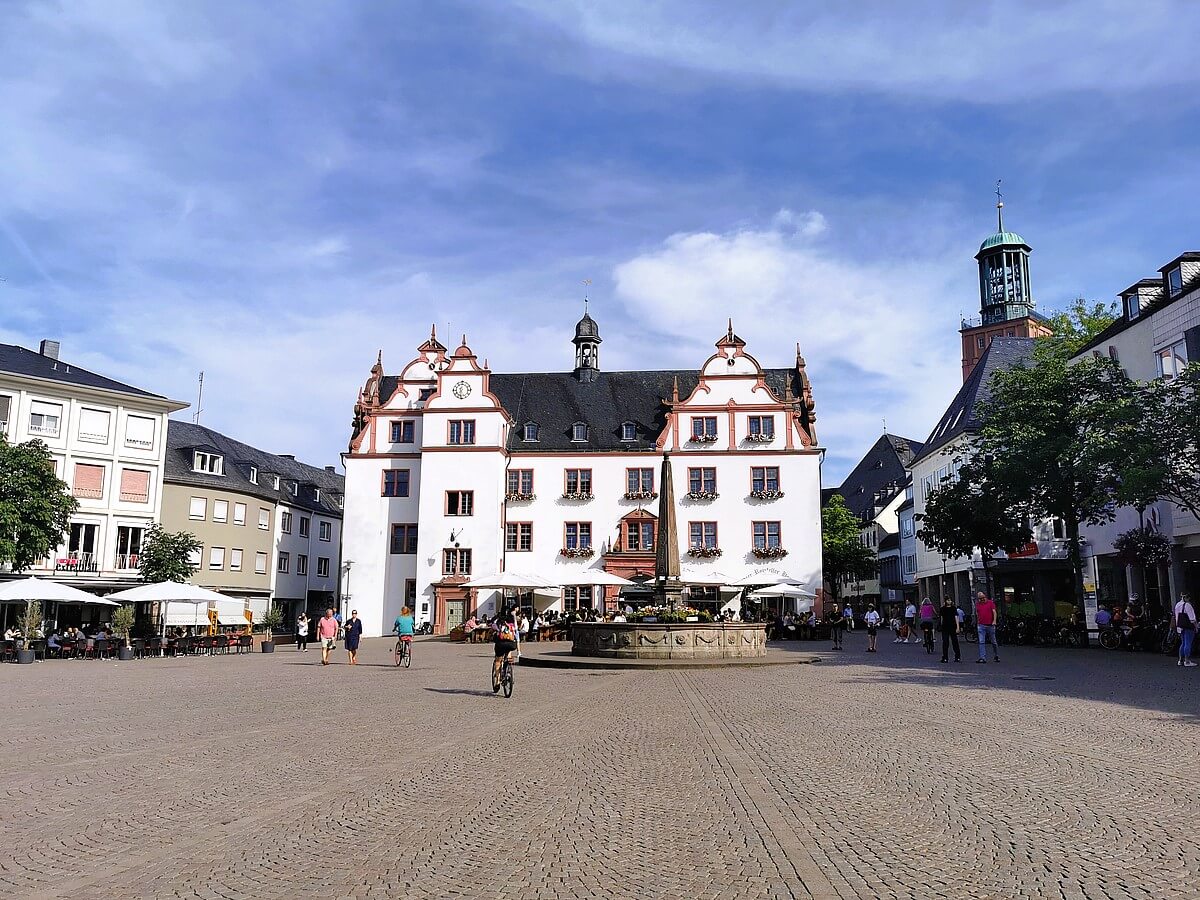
[423,687,497,698]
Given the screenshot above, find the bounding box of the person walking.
[295,612,310,652]
[864,604,881,652]
[919,597,936,654]
[975,591,999,663]
[903,600,917,643]
[843,603,854,631]
[828,604,845,651]
[344,609,363,665]
[1172,592,1196,667]
[939,596,960,663]
[317,608,338,666]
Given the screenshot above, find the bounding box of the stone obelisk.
[654,452,684,608]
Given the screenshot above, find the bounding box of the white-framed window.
[903,554,917,575]
[319,520,332,541]
[278,551,290,574]
[747,416,774,439]
[901,516,915,538]
[124,415,155,449]
[213,500,228,524]
[297,554,308,576]
[505,522,533,552]
[193,451,223,475]
[523,422,539,442]
[314,488,321,503]
[280,511,292,534]
[448,420,476,445]
[29,400,62,437]
[621,422,637,441]
[1157,341,1188,380]
[272,475,280,490]
[0,395,11,437]
[208,546,225,570]
[316,556,330,578]
[690,416,718,440]
[187,546,202,568]
[230,549,243,572]
[258,508,270,530]
[1167,266,1183,297]
[77,408,111,444]
[299,516,310,537]
[248,466,258,484]
[233,502,246,526]
[254,551,268,574]
[440,549,469,576]
[571,422,588,442]
[189,497,207,520]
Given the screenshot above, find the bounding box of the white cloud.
[515,0,1195,100]
[612,216,963,475]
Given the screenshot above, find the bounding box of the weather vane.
[582,278,592,313]
[995,179,1005,230]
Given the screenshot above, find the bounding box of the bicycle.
[1098,625,1124,651]
[394,636,412,668]
[493,652,515,698]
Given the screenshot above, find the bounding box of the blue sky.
[3,1,1199,484]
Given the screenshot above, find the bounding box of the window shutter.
[125,415,155,448]
[119,469,150,503]
[78,408,110,442]
[73,463,105,498]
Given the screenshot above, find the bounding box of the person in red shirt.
[317,607,339,666]
[975,592,999,663]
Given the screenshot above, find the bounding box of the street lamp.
[340,560,354,619]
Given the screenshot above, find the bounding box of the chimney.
[325,465,335,473]
[39,340,60,360]
[278,454,295,460]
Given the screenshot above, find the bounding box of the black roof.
[166,421,345,517]
[458,369,803,453]
[910,337,1035,467]
[878,532,901,552]
[0,343,167,400]
[832,433,923,521]
[1077,267,1200,356]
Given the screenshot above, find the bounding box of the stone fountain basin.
[570,621,767,659]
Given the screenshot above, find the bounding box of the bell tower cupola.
[975,182,1034,325]
[572,302,601,382]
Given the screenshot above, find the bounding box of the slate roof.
[878,532,901,552]
[910,337,1035,467]
[1075,271,1199,357]
[391,369,803,453]
[0,343,167,400]
[833,433,924,522]
[166,421,345,517]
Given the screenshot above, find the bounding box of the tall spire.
[995,179,1005,232]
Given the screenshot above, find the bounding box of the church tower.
[573,308,601,382]
[960,186,1054,381]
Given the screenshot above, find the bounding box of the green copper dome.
[979,230,1027,251]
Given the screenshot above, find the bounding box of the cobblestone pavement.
[1,632,1196,899]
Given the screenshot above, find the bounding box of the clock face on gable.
[452,380,472,399]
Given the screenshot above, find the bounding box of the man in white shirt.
[1173,592,1196,667]
[903,602,917,643]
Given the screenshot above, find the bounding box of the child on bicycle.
[492,610,519,692]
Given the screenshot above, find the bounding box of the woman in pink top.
[918,598,936,654]
[317,608,339,666]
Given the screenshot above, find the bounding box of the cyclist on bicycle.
[492,610,519,693]
[393,606,415,658]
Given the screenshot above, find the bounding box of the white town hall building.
[341,314,824,636]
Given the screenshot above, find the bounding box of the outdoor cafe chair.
[1,640,14,662]
[236,635,252,654]
[30,639,47,661]
[94,639,111,659]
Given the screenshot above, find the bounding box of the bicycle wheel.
[963,629,978,643]
[394,642,402,666]
[402,643,412,668]
[502,664,514,698]
[1099,629,1120,650]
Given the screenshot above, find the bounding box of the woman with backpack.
[1173,592,1196,668]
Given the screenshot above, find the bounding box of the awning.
[0,577,117,605]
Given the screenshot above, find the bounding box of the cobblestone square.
[1,634,1196,899]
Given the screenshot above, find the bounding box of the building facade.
[161,421,345,623]
[1074,251,1200,614]
[0,340,186,593]
[342,319,824,636]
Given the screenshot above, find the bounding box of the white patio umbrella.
[680,568,727,585]
[463,571,558,589]
[749,582,816,598]
[730,568,801,586]
[106,581,239,647]
[0,577,117,605]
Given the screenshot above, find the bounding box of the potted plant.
[260,605,283,653]
[15,600,41,665]
[112,605,137,661]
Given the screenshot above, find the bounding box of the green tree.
[821,494,877,604]
[138,524,202,583]
[1143,364,1200,520]
[917,457,1032,600]
[0,439,77,572]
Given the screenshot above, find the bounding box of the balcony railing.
[55,552,99,574]
[119,490,149,503]
[124,437,153,449]
[28,423,60,437]
[115,553,140,570]
[73,487,103,499]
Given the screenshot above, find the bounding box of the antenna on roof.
[192,371,204,425]
[582,278,592,314]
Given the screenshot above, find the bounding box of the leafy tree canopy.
[918,459,1031,563]
[0,439,77,572]
[138,524,202,583]
[821,493,877,602]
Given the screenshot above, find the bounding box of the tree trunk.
[1065,513,1087,621]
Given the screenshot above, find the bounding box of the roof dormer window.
[193,451,223,475]
[523,422,539,442]
[571,422,588,442]
[1125,294,1141,320]
[314,488,321,502]
[249,466,258,484]
[621,422,637,442]
[290,481,299,495]
[272,475,280,490]
[1167,267,1183,297]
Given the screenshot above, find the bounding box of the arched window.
[621,422,637,441]
[523,422,539,442]
[572,422,588,442]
